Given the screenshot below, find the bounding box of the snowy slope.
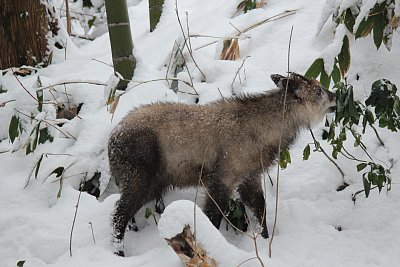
[0,0,400,266]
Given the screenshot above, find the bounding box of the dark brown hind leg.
[111,193,137,257]
[111,171,162,256]
[238,178,269,238]
[203,180,231,229]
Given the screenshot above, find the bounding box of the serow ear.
[270,74,300,93]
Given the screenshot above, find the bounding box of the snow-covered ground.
[1,0,400,266]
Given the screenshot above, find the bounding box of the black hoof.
[261,227,269,239]
[127,218,139,232]
[115,250,125,257]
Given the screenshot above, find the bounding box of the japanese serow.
[108,73,336,256]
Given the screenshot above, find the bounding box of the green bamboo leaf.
[88,16,96,29]
[31,124,41,153]
[357,163,368,172]
[285,148,291,164]
[39,128,53,144]
[377,175,384,192]
[51,167,65,178]
[36,90,43,112]
[363,175,371,198]
[145,207,153,219]
[373,12,385,49]
[305,58,324,79]
[35,154,44,179]
[338,35,350,76]
[394,99,400,115]
[355,16,374,38]
[344,9,356,32]
[320,67,330,89]
[0,85,7,94]
[303,144,311,160]
[331,64,341,84]
[9,115,20,143]
[322,129,329,140]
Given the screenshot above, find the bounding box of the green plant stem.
[309,129,345,178]
[369,123,385,147]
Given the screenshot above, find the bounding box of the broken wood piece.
[165,225,217,267]
[220,38,240,61]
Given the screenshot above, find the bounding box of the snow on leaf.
[321,24,347,74]
[353,0,379,33]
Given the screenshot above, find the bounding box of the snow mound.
[158,200,253,266]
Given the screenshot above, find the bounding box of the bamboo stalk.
[149,0,165,32]
[105,0,136,90]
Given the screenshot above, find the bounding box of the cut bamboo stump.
[165,225,217,267]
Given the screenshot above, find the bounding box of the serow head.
[271,72,336,115]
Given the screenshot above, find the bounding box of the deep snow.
[0,0,400,266]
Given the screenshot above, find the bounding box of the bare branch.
[231,56,250,93]
[70,180,85,257]
[269,25,293,258]
[309,129,345,178]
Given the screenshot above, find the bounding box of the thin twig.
[198,177,252,238]
[346,127,374,162]
[242,205,265,266]
[57,7,97,17]
[309,129,345,178]
[70,180,85,257]
[229,22,242,34]
[91,58,113,68]
[193,153,207,257]
[0,99,16,107]
[70,33,94,41]
[185,12,194,55]
[236,257,259,267]
[217,87,225,100]
[252,232,265,267]
[231,56,250,93]
[12,68,38,102]
[269,25,293,258]
[175,43,197,93]
[89,222,96,244]
[239,10,297,35]
[175,0,206,80]
[369,124,385,147]
[194,10,297,52]
[352,185,378,202]
[13,108,77,140]
[39,80,108,91]
[123,77,199,96]
[189,34,221,39]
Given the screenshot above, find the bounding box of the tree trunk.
[0,0,53,69]
[105,0,136,90]
[149,0,164,32]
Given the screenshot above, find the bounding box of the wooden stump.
[165,225,217,267]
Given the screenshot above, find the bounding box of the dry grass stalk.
[166,225,217,267]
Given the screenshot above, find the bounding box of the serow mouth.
[327,105,336,113]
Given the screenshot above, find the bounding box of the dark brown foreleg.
[238,178,269,238]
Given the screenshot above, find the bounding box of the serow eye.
[316,87,322,96]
